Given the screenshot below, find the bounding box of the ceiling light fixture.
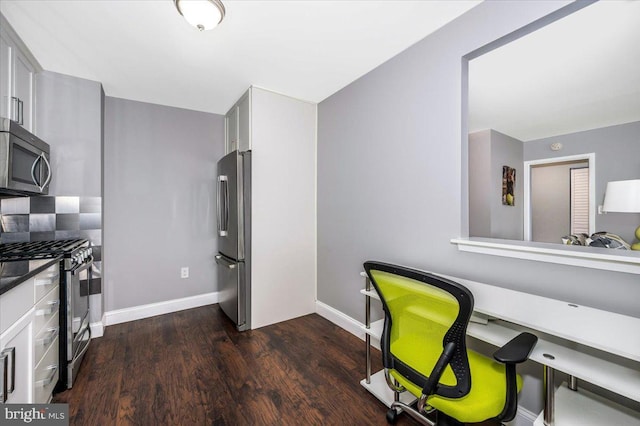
[174,0,225,31]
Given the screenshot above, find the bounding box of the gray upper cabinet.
[225,89,251,153]
[0,14,41,134]
[0,36,11,121]
[225,103,238,153]
[13,48,35,131]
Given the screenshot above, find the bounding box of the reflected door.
[531,160,588,243]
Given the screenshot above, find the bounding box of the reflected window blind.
[570,167,589,234]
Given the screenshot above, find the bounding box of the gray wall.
[469,129,524,240]
[317,1,640,415]
[103,97,224,311]
[525,121,640,243]
[318,0,640,320]
[468,130,491,237]
[35,70,104,323]
[36,71,102,197]
[490,130,524,240]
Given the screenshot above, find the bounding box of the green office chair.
[364,261,537,426]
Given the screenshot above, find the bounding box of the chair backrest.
[364,261,474,399]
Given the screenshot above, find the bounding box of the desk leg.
[366,335,371,384]
[365,277,372,384]
[544,365,555,426]
[568,375,578,391]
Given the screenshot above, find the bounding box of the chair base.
[434,412,465,426]
[387,401,465,426]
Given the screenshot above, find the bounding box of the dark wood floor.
[54,305,496,425]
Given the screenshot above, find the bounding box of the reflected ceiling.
[469,1,640,141]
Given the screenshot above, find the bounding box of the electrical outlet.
[181,267,189,279]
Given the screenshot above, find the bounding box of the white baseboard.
[104,292,219,327]
[316,300,536,426]
[90,320,104,338]
[508,405,537,426]
[315,300,365,340]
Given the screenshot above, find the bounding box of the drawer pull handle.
[35,273,60,287]
[37,327,59,347]
[36,300,60,316]
[36,365,58,387]
[0,351,7,403]
[1,348,15,395]
[0,347,15,403]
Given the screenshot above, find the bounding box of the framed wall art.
[502,166,516,206]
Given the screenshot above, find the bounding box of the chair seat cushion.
[391,350,523,423]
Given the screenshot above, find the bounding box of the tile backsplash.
[1,196,103,295]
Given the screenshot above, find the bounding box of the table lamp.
[602,179,640,250]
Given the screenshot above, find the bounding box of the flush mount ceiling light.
[174,0,225,31]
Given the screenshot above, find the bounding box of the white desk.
[446,274,640,363]
[359,271,640,425]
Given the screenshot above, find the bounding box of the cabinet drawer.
[0,314,32,404]
[0,279,33,335]
[33,336,58,404]
[33,286,59,334]
[33,311,59,365]
[34,265,60,304]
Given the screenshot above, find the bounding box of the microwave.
[0,118,51,196]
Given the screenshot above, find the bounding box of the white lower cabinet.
[0,311,33,403]
[0,261,60,404]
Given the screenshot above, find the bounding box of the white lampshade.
[602,179,640,213]
[174,0,225,31]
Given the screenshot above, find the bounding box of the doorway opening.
[523,153,595,243]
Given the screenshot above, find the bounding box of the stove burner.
[0,239,88,261]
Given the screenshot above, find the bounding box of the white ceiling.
[0,0,480,115]
[469,0,640,142]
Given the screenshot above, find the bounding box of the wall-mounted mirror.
[467,0,640,247]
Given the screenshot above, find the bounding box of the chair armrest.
[422,341,456,397]
[494,332,537,422]
[493,332,538,364]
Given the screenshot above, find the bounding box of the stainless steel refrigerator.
[215,150,251,331]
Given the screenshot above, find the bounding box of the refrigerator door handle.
[217,175,228,236]
[216,177,221,235]
[215,255,237,269]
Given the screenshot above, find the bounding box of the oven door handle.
[71,257,94,275]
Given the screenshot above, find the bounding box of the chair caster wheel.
[386,407,399,424]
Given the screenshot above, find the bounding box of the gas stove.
[0,238,93,391]
[0,239,91,268]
